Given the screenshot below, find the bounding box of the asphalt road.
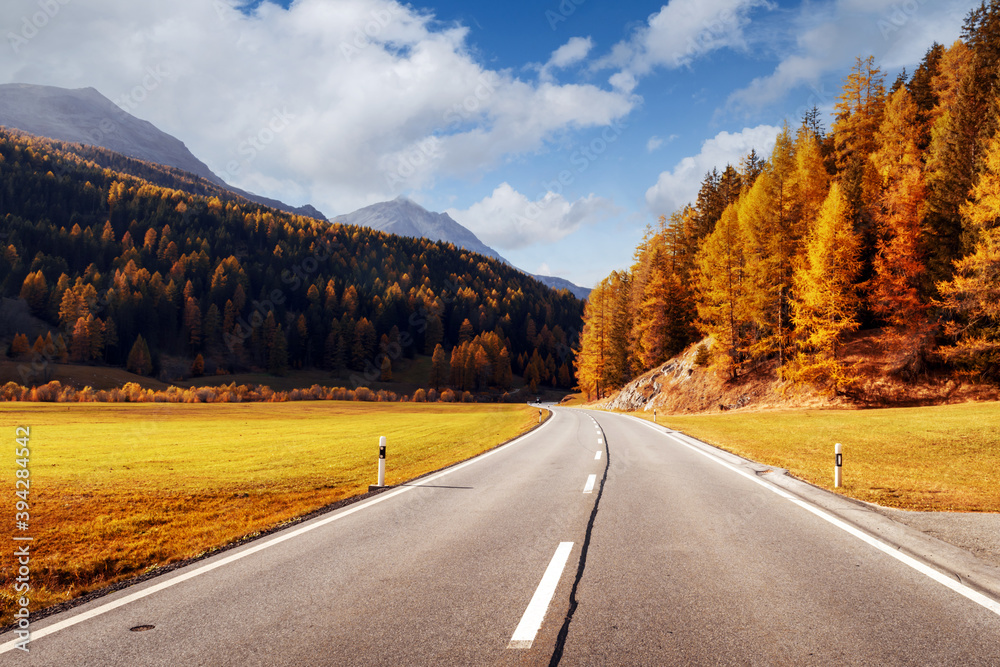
[3,407,1000,665]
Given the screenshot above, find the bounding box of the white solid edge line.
[629,416,1000,618]
[595,451,602,460]
[0,418,556,654]
[583,474,597,494]
[508,542,574,649]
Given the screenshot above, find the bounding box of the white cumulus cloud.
[549,37,594,70]
[0,0,636,217]
[447,183,619,251]
[645,124,781,215]
[595,0,774,83]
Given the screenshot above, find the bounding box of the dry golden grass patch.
[626,402,1000,513]
[558,393,588,407]
[0,401,539,623]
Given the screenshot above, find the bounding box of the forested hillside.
[577,2,1000,400]
[0,130,582,392]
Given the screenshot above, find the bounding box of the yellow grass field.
[0,401,542,624]
[627,402,1000,513]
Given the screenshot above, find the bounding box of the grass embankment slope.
[629,402,1000,513]
[0,401,542,623]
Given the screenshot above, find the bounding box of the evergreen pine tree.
[126,335,153,376]
[268,325,289,376]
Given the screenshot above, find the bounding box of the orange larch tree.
[869,85,928,328]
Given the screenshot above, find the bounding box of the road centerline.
[583,474,597,493]
[508,542,575,650]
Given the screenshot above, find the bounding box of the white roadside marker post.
[378,436,386,486]
[653,409,657,424]
[370,436,387,491]
[835,443,843,488]
[538,409,542,423]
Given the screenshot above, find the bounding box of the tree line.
[577,1,1000,398]
[0,379,492,404]
[0,130,582,392]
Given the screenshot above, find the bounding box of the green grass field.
[628,402,1000,513]
[0,401,542,624]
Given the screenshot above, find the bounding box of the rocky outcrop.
[606,359,692,411]
[598,330,1000,415]
[605,343,705,412]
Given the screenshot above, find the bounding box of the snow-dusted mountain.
[333,197,506,263]
[0,83,324,220]
[333,198,590,300]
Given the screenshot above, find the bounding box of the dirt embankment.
[600,332,998,415]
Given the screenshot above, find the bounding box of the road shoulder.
[625,416,1000,606]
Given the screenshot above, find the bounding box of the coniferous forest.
[5,3,1000,405]
[577,3,1000,400]
[0,130,582,396]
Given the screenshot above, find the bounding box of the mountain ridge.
[0,83,326,220]
[333,197,591,299]
[332,197,506,263]
[0,83,589,299]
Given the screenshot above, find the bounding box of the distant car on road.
[534,397,541,404]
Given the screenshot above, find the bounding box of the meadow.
[629,402,1000,513]
[0,401,542,624]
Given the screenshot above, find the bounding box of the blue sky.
[0,0,979,287]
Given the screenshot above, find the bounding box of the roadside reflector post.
[538,409,542,423]
[653,409,657,423]
[834,443,842,488]
[369,436,386,491]
[378,436,386,486]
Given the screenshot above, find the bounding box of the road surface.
[3,407,1000,665]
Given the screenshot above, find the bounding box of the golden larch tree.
[833,55,887,269]
[740,126,803,367]
[790,182,862,389]
[695,202,748,379]
[936,119,1000,377]
[789,123,831,233]
[575,282,610,399]
[635,247,695,368]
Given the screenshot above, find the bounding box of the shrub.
[694,342,710,367]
